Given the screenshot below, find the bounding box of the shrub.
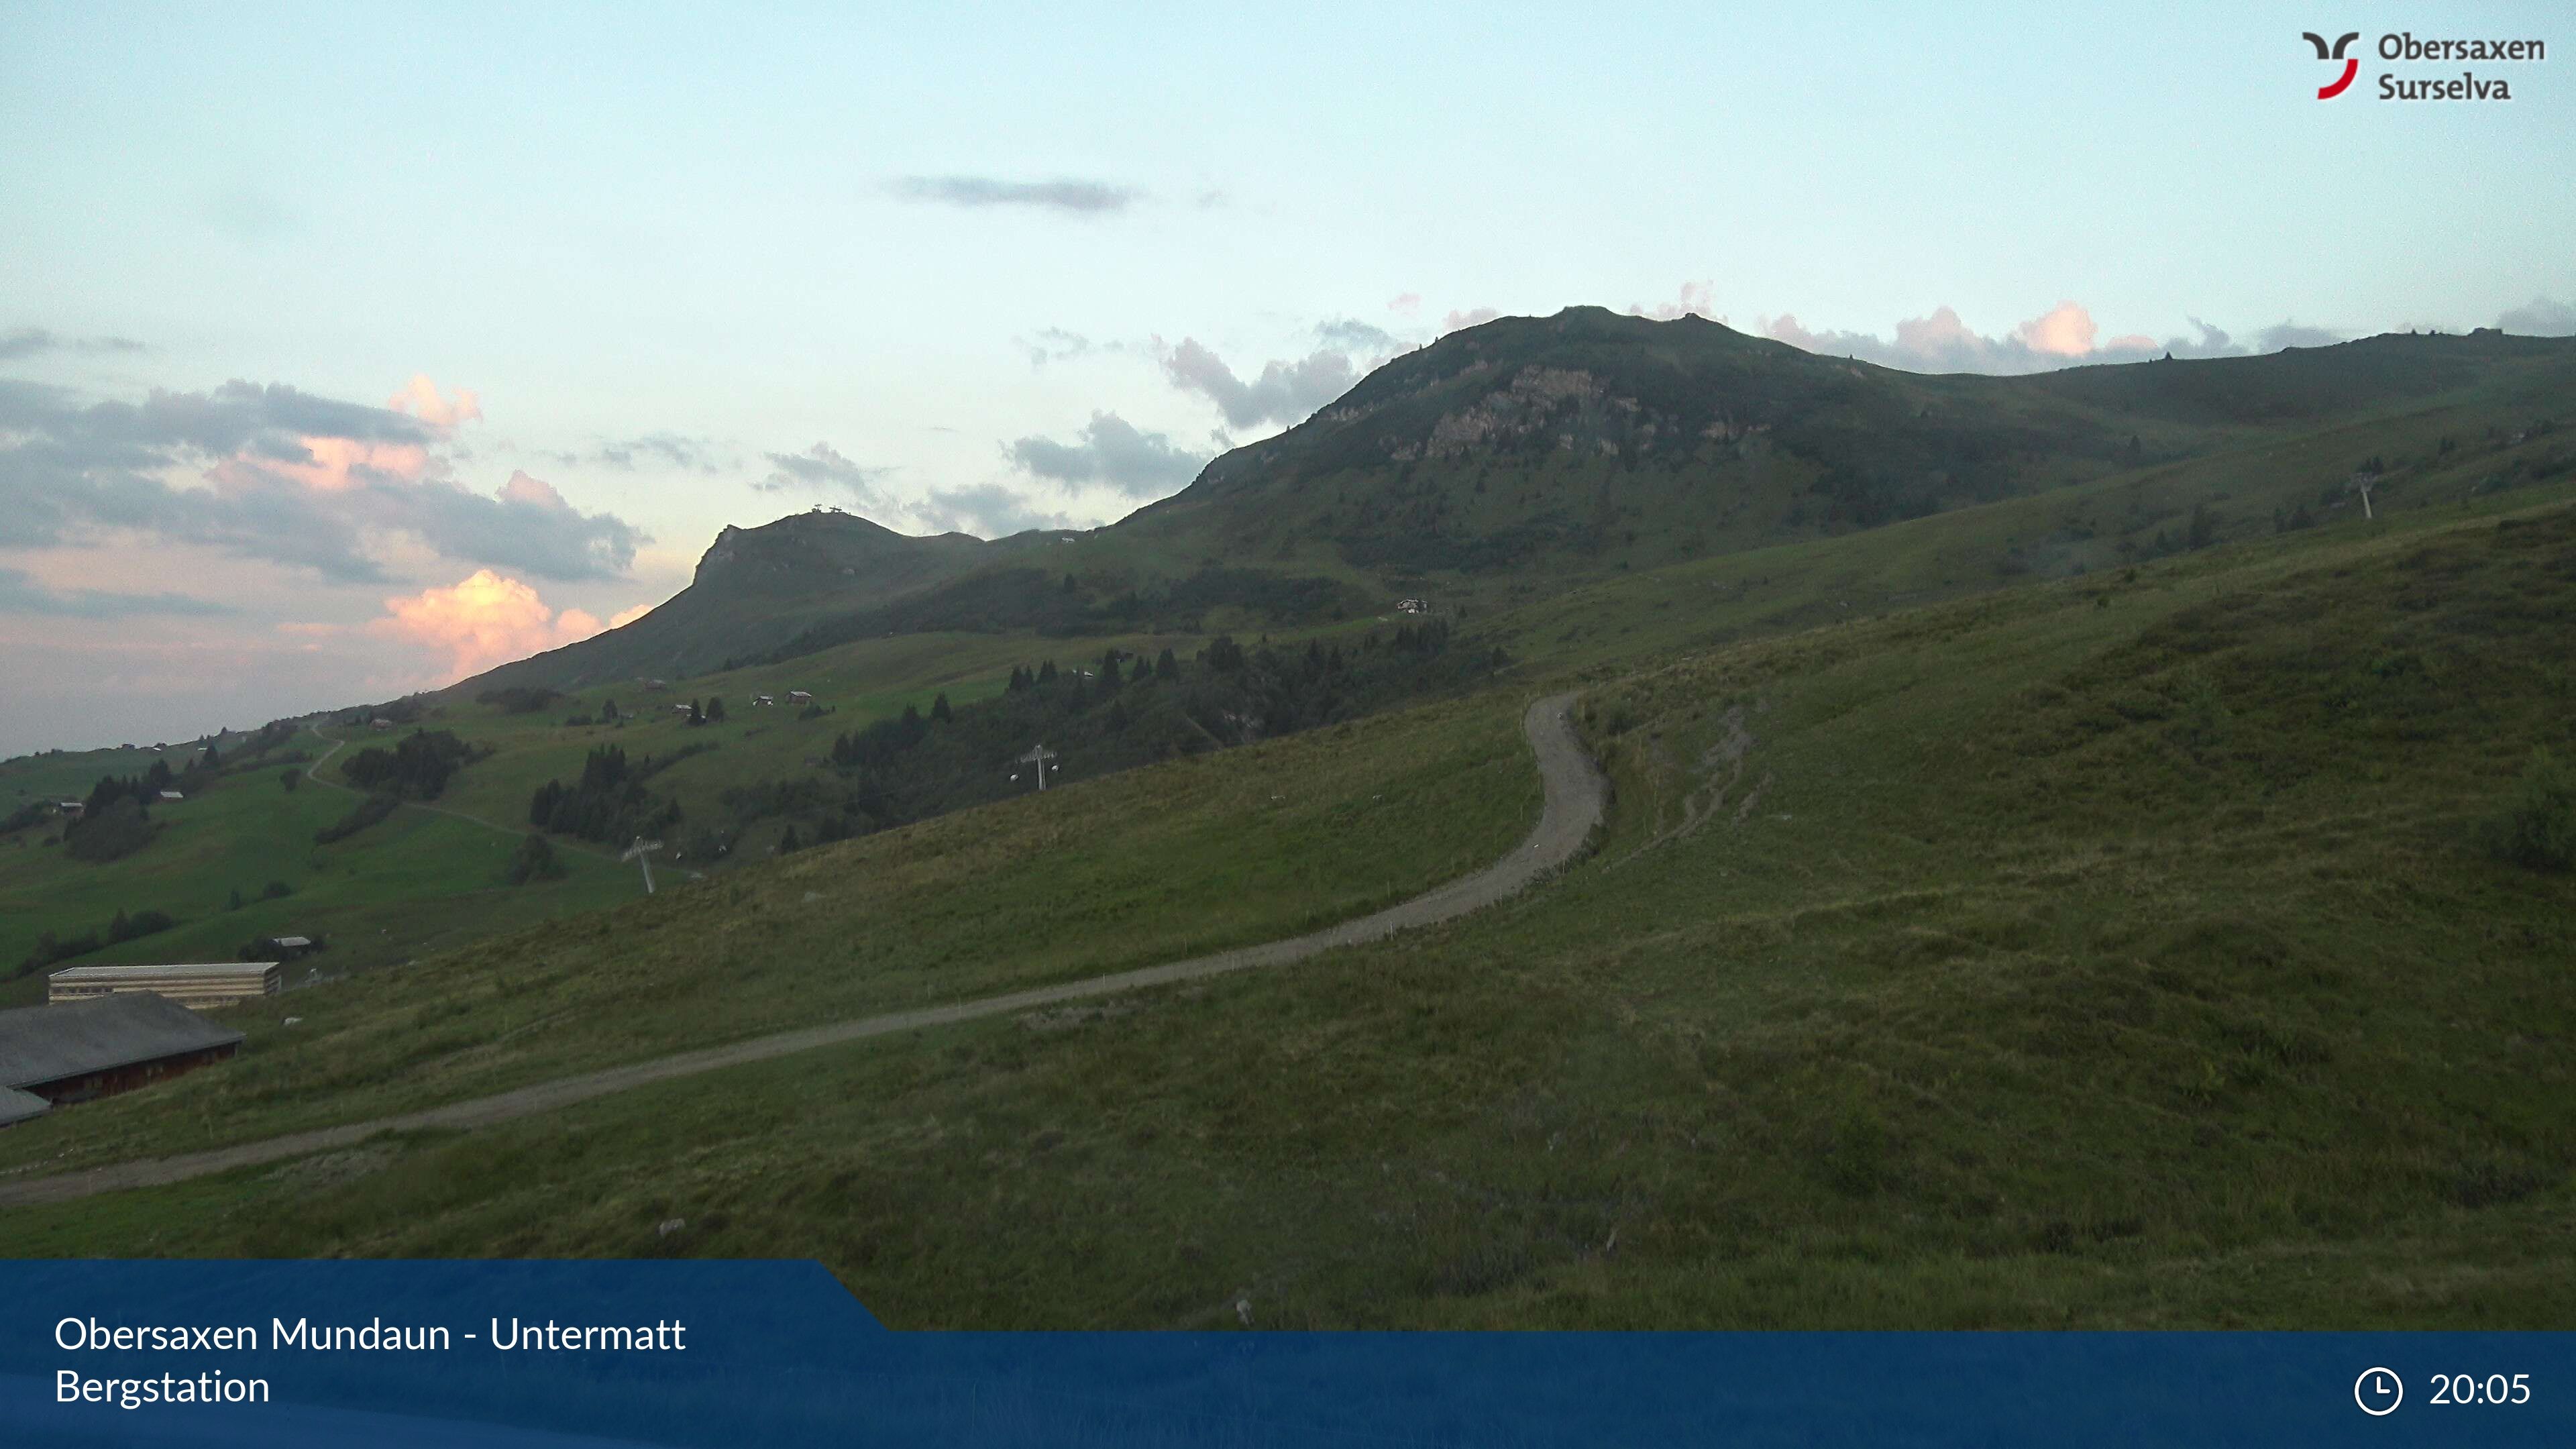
[2483,747,2576,871]
[315,792,400,845]
[64,796,156,863]
[15,929,103,978]
[478,686,561,714]
[107,908,176,944]
[262,879,295,900]
[502,833,568,885]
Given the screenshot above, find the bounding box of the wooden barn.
[0,993,248,1124]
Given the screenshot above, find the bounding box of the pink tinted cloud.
[370,568,607,681]
[1387,292,1422,316]
[1762,300,2183,374]
[1439,307,1499,335]
[2013,301,2098,357]
[387,374,484,429]
[214,435,436,494]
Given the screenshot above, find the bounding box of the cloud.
[2253,321,2342,351]
[0,327,148,361]
[1157,338,1356,429]
[497,470,568,509]
[2498,297,2576,336]
[1018,327,1095,368]
[594,433,720,472]
[608,601,656,629]
[1006,412,1208,498]
[888,175,1138,214]
[1315,317,1399,354]
[754,442,892,508]
[386,374,483,429]
[0,376,643,582]
[914,483,1081,539]
[1626,282,1723,323]
[0,566,231,619]
[1439,307,1500,335]
[1759,302,2345,374]
[369,568,608,680]
[1387,293,1421,317]
[2014,301,2098,357]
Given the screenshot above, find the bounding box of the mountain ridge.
[460,309,2576,694]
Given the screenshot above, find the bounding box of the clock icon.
[2355,1367,2404,1416]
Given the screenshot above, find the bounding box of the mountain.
[462,308,2576,694]
[464,510,1010,692]
[1121,309,2571,575]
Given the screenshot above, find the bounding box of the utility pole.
[621,836,664,894]
[1016,744,1058,792]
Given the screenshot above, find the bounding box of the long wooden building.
[0,993,248,1125]
[48,961,281,1010]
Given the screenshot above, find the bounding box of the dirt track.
[0,694,1603,1208]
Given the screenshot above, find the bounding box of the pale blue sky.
[3,1,2571,756]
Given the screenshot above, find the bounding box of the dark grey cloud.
[0,378,643,583]
[914,483,1080,540]
[0,327,149,361]
[596,433,722,472]
[0,567,233,619]
[2498,297,2576,337]
[890,175,1138,214]
[755,441,892,508]
[1158,339,1356,429]
[1006,411,1208,499]
[383,484,646,583]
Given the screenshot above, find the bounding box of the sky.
[3,1,2572,759]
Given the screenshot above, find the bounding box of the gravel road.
[0,694,1603,1208]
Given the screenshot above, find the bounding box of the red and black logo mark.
[2306,30,2361,98]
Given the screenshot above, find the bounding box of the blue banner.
[0,1261,2564,1446]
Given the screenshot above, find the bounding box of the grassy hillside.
[9,329,2563,1030]
[7,482,2571,1330]
[1,625,1185,1005]
[0,691,1540,1172]
[0,739,641,1010]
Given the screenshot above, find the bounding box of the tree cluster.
[341,729,480,800]
[527,744,682,845]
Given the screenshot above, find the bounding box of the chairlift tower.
[1016,744,1059,792]
[621,836,665,894]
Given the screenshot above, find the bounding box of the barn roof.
[48,962,276,983]
[0,993,247,1090]
[0,1086,47,1128]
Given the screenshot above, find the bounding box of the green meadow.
[5,482,2569,1330]
[0,692,1538,1171]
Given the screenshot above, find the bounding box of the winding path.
[0,695,1603,1208]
